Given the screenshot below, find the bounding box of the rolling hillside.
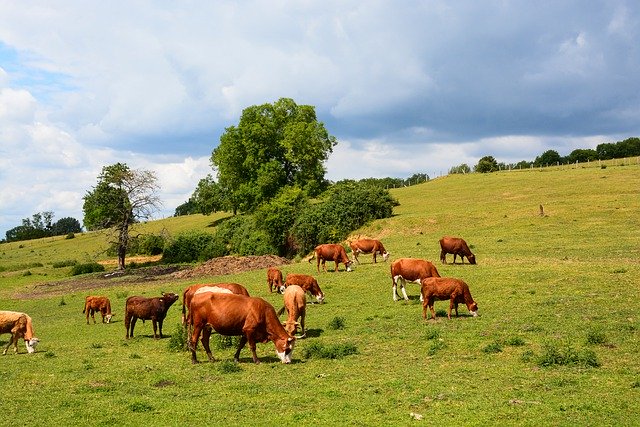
[0,164,639,425]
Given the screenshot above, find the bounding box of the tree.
[534,150,562,167]
[51,217,82,235]
[211,98,337,214]
[83,163,161,270]
[191,175,227,214]
[474,156,499,173]
[449,163,471,174]
[567,149,598,163]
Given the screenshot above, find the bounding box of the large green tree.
[474,156,499,173]
[211,98,337,214]
[83,163,161,270]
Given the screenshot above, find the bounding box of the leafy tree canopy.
[211,98,337,214]
[474,156,499,173]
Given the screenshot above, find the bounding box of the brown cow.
[277,285,306,337]
[267,267,284,293]
[421,277,478,320]
[189,292,296,364]
[439,236,476,264]
[309,243,353,272]
[390,258,441,301]
[349,238,390,263]
[125,292,179,339]
[181,283,250,325]
[83,296,113,324]
[284,273,325,303]
[0,311,39,355]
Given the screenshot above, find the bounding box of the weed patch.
[218,360,243,373]
[535,343,601,368]
[167,324,189,352]
[483,341,503,353]
[302,341,358,359]
[328,316,346,330]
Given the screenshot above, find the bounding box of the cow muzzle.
[26,338,40,354]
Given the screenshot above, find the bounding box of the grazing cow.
[189,292,296,364]
[277,285,306,338]
[421,277,478,320]
[309,243,353,273]
[349,238,390,264]
[284,273,325,303]
[83,296,113,324]
[0,311,39,355]
[267,267,284,293]
[390,258,441,301]
[439,236,476,264]
[125,292,179,339]
[181,283,250,325]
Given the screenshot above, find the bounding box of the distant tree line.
[450,137,640,174]
[4,212,82,243]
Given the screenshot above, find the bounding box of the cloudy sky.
[1,1,639,238]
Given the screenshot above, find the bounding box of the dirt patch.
[13,255,290,299]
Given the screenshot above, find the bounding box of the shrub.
[483,341,503,353]
[53,259,77,268]
[328,316,346,330]
[536,343,601,368]
[585,329,607,345]
[162,231,215,263]
[70,262,105,276]
[65,233,75,240]
[302,341,358,359]
[506,336,526,346]
[168,324,189,352]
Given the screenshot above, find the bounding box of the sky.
[1,1,639,238]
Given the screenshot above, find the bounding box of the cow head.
[382,251,390,262]
[26,338,39,354]
[468,254,476,264]
[468,302,479,317]
[105,314,113,323]
[278,285,286,294]
[315,291,325,304]
[345,261,353,272]
[282,320,300,335]
[161,292,180,305]
[274,336,296,364]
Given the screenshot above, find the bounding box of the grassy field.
[1,165,639,426]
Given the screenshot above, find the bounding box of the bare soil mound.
[14,255,290,299]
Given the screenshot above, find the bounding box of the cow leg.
[190,324,203,363]
[400,278,409,301]
[440,250,447,264]
[201,326,214,362]
[86,306,90,324]
[430,302,437,320]
[125,315,131,338]
[234,335,248,362]
[448,299,454,320]
[453,254,458,264]
[392,276,401,301]
[91,309,96,324]
[129,317,138,338]
[158,319,164,338]
[246,335,260,364]
[316,257,321,273]
[152,320,158,339]
[454,302,459,317]
[2,336,13,355]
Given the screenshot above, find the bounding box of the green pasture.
[1,165,639,426]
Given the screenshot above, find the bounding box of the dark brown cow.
[390,258,441,301]
[277,285,306,337]
[125,292,179,339]
[83,296,113,324]
[0,311,39,355]
[439,236,476,264]
[309,243,353,273]
[421,277,478,320]
[284,273,325,303]
[267,267,284,293]
[189,292,295,364]
[349,238,390,264]
[181,283,250,325]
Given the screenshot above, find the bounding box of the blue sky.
[1,1,639,238]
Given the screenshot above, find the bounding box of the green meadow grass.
[1,165,639,426]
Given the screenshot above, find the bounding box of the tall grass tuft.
[328,316,346,330]
[585,329,607,346]
[536,343,601,368]
[168,324,189,352]
[218,360,243,373]
[302,341,358,359]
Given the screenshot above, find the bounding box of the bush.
[585,329,607,346]
[162,231,215,263]
[168,324,189,352]
[328,316,346,330]
[536,343,601,368]
[70,262,105,276]
[65,233,75,240]
[53,259,77,268]
[211,215,277,257]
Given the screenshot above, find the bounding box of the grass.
[1,165,639,425]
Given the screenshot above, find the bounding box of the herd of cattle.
[1,236,478,364]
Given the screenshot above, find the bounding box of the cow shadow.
[301,328,323,338]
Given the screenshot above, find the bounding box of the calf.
[277,285,306,338]
[267,267,284,293]
[421,277,478,320]
[181,283,250,325]
[390,258,441,301]
[309,243,353,272]
[125,292,179,339]
[189,292,296,364]
[0,311,39,355]
[83,296,113,324]
[439,236,476,264]
[349,238,390,263]
[284,273,324,303]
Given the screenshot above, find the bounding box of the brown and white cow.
[267,267,284,293]
[390,258,441,301]
[309,243,353,273]
[189,292,296,364]
[421,277,478,320]
[181,282,250,325]
[125,292,179,339]
[439,236,476,264]
[0,311,39,355]
[284,273,325,303]
[83,296,113,324]
[349,238,389,264]
[277,285,306,338]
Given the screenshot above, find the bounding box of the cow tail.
[308,251,315,263]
